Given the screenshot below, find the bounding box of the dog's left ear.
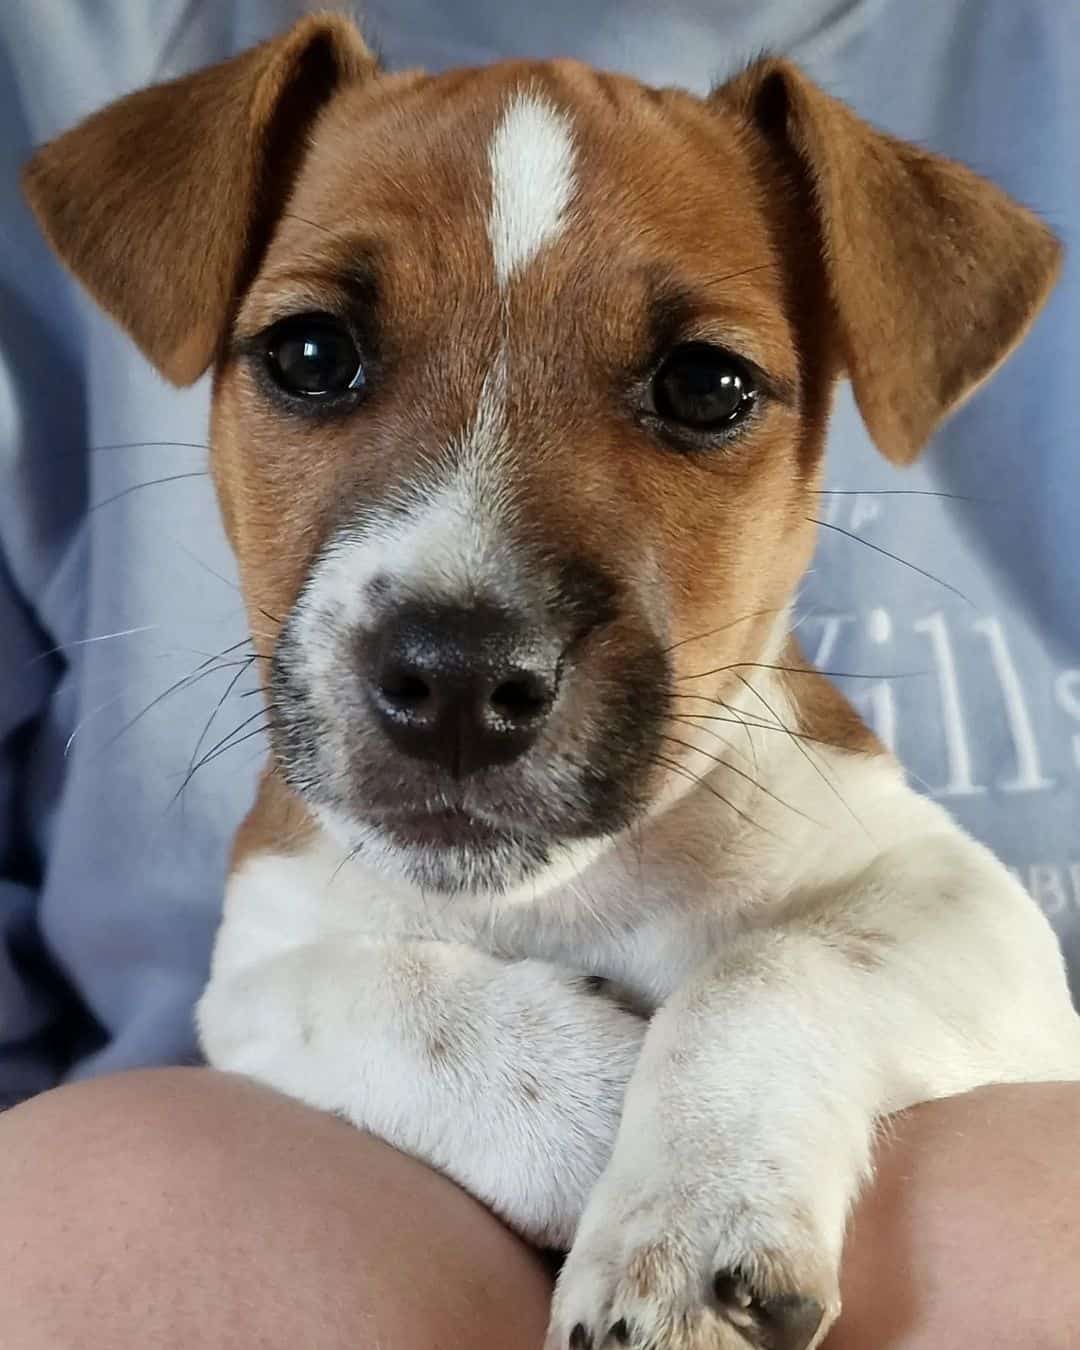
[716,59,1062,463]
[22,16,377,385]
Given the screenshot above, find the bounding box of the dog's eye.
[264,314,364,398]
[651,344,756,431]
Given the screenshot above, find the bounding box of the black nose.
[365,606,560,777]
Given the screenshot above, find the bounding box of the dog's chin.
[325,808,556,896]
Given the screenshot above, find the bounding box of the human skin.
[0,1070,1076,1349]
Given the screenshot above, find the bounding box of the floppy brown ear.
[21,15,376,385]
[717,58,1062,463]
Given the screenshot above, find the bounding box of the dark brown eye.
[651,343,755,430]
[264,314,364,397]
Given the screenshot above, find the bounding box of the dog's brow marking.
[488,92,576,287]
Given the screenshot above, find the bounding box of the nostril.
[379,668,431,707]
[489,671,552,723]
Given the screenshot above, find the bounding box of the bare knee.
[0,1068,552,1349]
[829,1082,1080,1348]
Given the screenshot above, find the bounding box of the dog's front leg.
[549,835,1080,1350]
[197,935,644,1249]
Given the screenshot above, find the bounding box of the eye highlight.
[263,313,365,398]
[649,343,757,433]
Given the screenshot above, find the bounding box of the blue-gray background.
[1,0,1077,1106]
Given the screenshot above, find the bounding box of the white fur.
[289,358,516,658]
[200,661,1080,1341]
[487,92,576,287]
[200,844,644,1248]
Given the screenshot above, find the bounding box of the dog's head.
[24,16,1060,895]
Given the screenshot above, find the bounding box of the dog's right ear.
[22,15,377,385]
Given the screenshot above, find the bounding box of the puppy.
[24,15,1080,1349]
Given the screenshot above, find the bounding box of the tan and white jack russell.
[23,15,1080,1350]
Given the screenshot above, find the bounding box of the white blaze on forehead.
[487,91,577,287]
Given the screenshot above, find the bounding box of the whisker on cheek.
[808,516,971,605]
[660,605,784,656]
[650,752,778,838]
[170,713,272,809]
[89,440,211,454]
[816,487,988,503]
[185,657,261,783]
[670,691,760,765]
[668,706,843,754]
[89,470,211,514]
[658,731,817,824]
[729,671,869,839]
[27,623,161,667]
[92,641,261,760]
[674,659,920,683]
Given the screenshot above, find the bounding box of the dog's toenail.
[714,1270,754,1315]
[609,1318,630,1344]
[754,1292,825,1350]
[714,1270,824,1350]
[570,1324,593,1350]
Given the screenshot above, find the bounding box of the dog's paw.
[546,1183,837,1350]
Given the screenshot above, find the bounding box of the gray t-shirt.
[1,0,1077,1105]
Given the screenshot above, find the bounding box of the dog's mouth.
[349,800,559,897]
[375,807,509,851]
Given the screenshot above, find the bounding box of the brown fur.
[780,637,882,756]
[21,17,1061,847]
[231,767,315,869]
[719,59,1063,463]
[21,15,377,383]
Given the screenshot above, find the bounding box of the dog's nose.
[365,606,560,776]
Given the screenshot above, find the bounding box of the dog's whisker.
[809,516,972,605]
[28,623,161,666]
[659,732,818,825]
[329,843,364,889]
[668,696,759,768]
[95,637,261,756]
[555,849,622,941]
[162,535,244,592]
[32,439,212,467]
[651,752,777,838]
[674,660,917,684]
[89,440,211,454]
[185,657,260,786]
[661,606,783,656]
[668,707,849,753]
[95,656,258,758]
[816,487,990,505]
[65,688,137,756]
[169,722,272,808]
[703,689,760,768]
[667,709,751,745]
[729,672,869,838]
[90,470,211,514]
[170,712,272,806]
